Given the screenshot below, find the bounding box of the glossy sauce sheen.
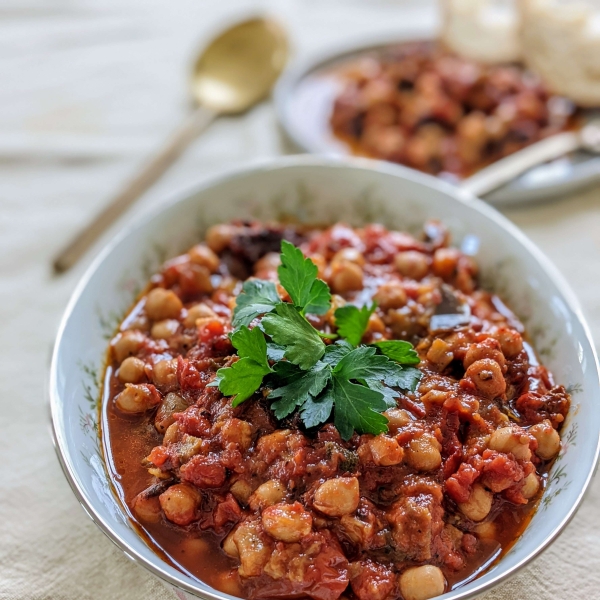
[103,221,569,600]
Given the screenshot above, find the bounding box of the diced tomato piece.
[180,454,226,488]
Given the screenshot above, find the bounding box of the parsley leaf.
[322,340,354,365]
[334,344,422,396]
[266,343,286,362]
[300,387,334,428]
[262,303,325,369]
[334,303,376,347]
[361,379,399,408]
[268,361,331,419]
[332,376,389,440]
[278,240,331,315]
[213,326,272,406]
[214,358,271,407]
[304,279,332,316]
[385,366,422,392]
[334,345,398,381]
[270,360,301,382]
[372,340,420,365]
[230,326,270,370]
[218,240,422,439]
[232,279,280,328]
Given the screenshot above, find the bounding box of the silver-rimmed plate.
[275,36,600,206]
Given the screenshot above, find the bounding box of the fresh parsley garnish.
[232,279,280,328]
[214,240,422,439]
[372,340,420,364]
[334,303,376,347]
[278,240,331,315]
[262,302,325,370]
[210,326,272,406]
[268,361,331,419]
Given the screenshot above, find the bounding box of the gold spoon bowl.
[54,17,288,273]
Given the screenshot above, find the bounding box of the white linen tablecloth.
[1,1,600,598]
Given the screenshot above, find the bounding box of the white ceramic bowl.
[50,155,600,600]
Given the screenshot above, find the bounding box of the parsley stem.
[318,331,338,340]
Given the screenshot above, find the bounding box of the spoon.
[461,120,600,198]
[53,17,288,273]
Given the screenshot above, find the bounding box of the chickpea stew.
[103,220,570,600]
[330,41,581,178]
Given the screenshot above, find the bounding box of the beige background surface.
[2,1,600,599]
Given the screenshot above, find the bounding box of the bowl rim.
[49,154,600,600]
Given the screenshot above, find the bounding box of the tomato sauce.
[102,220,569,600]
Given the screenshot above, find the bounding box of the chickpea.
[529,420,561,460]
[180,537,210,558]
[340,514,375,546]
[420,390,449,407]
[159,483,201,526]
[205,224,234,253]
[373,281,407,311]
[366,312,386,334]
[132,492,162,523]
[432,247,460,279]
[186,264,214,295]
[465,358,506,399]
[399,565,446,600]
[405,435,442,471]
[464,340,506,371]
[123,312,150,332]
[230,479,254,505]
[147,466,170,480]
[219,418,253,452]
[384,408,411,432]
[473,521,497,539]
[330,260,364,294]
[115,384,161,413]
[394,251,430,280]
[151,319,180,340]
[492,327,524,359]
[458,484,493,521]
[488,426,532,461]
[152,358,178,390]
[118,356,146,383]
[332,247,365,267]
[426,338,454,370]
[309,253,327,278]
[254,252,281,275]
[249,480,287,511]
[214,570,244,597]
[183,303,217,328]
[111,330,146,363]
[369,435,404,466]
[222,529,239,558]
[155,392,188,434]
[325,294,347,326]
[145,288,183,321]
[188,244,220,272]
[521,473,540,499]
[233,519,272,578]
[261,502,312,542]
[163,422,180,445]
[256,429,291,461]
[313,477,360,517]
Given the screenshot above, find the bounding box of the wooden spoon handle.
[53,106,216,274]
